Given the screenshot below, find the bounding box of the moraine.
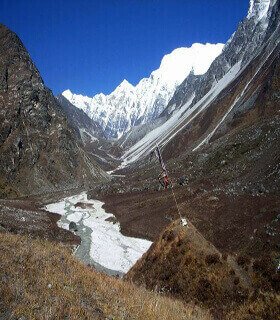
[45,192,152,276]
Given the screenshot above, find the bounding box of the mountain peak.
[155,43,224,85]
[62,89,73,100]
[120,79,132,86]
[112,79,135,94]
[63,43,223,138]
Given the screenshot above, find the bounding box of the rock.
[208,196,219,201]
[74,202,94,209]
[181,218,188,227]
[178,176,188,186]
[105,216,118,224]
[69,221,78,232]
[0,310,12,320]
[0,24,108,197]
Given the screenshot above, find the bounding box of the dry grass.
[226,293,280,320]
[126,220,280,319]
[0,232,211,320]
[0,177,19,198]
[126,221,243,308]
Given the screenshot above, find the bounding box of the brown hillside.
[0,232,211,320]
[126,220,280,319]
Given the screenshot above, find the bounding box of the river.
[45,192,152,276]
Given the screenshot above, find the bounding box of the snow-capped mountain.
[62,43,224,139]
[120,0,280,168]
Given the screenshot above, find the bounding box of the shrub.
[222,253,228,261]
[233,277,240,285]
[195,278,215,303]
[236,255,250,267]
[205,254,220,265]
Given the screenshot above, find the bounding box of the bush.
[205,254,220,265]
[222,253,228,261]
[229,269,235,276]
[195,278,215,303]
[236,255,250,267]
[233,277,240,285]
[252,256,273,276]
[162,230,176,242]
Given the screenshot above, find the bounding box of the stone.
[69,221,78,232]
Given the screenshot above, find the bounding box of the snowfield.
[45,192,152,275]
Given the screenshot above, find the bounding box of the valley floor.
[99,184,280,258]
[0,179,279,319]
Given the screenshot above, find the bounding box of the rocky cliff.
[0,24,108,197]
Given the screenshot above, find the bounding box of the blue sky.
[1,0,249,96]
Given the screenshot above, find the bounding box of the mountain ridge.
[0,23,109,197]
[63,43,224,139]
[118,0,279,169]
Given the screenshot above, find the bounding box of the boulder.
[69,221,78,232]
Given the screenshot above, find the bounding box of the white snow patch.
[247,0,271,21]
[82,199,151,273]
[46,200,67,215]
[79,128,98,143]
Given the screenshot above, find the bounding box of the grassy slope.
[126,220,280,319]
[0,232,211,320]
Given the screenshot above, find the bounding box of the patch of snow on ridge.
[152,43,224,84]
[247,0,271,21]
[247,0,255,18]
[119,95,195,168]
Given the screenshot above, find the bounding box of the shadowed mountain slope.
[0,24,108,198]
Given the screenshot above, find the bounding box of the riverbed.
[45,192,152,276]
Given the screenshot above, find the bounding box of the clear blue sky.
[1,0,249,96]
